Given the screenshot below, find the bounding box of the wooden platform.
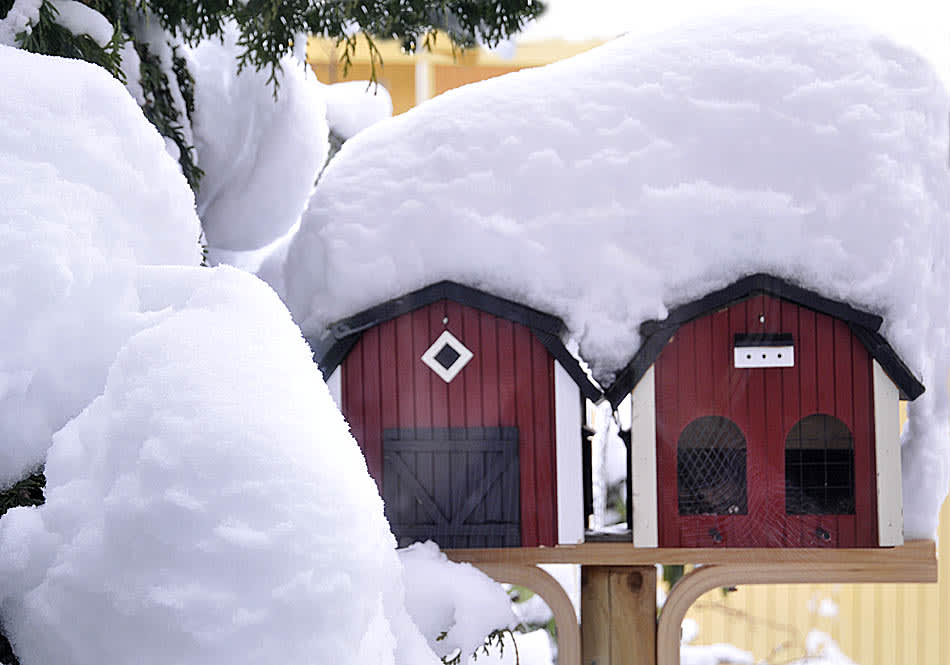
[445,539,937,581]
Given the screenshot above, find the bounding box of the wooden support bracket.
[657,553,938,665]
[470,562,581,665]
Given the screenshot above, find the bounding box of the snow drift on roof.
[273,12,949,538]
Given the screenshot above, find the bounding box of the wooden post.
[581,566,657,665]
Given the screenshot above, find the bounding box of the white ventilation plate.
[421,330,474,382]
[734,345,794,368]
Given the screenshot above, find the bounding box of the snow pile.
[190,26,329,252]
[0,43,201,488]
[0,45,438,665]
[0,266,435,665]
[273,13,950,538]
[399,541,517,660]
[324,80,394,140]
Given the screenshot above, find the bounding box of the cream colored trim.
[327,367,342,409]
[555,361,584,545]
[630,366,658,547]
[414,57,432,105]
[874,360,903,546]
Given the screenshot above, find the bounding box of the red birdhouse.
[311,282,601,550]
[605,274,924,549]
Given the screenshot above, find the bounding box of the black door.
[382,427,520,549]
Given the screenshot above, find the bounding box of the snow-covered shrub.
[0,44,438,665]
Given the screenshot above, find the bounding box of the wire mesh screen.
[677,416,748,515]
[785,414,855,515]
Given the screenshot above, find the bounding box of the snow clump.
[399,541,516,661]
[0,43,201,488]
[324,80,394,140]
[190,25,329,252]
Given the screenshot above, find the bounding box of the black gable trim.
[329,281,565,339]
[848,324,925,401]
[605,274,922,408]
[311,281,602,400]
[311,334,360,381]
[603,328,676,408]
[532,330,602,402]
[638,273,883,338]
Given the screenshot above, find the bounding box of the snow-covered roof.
[274,12,949,538]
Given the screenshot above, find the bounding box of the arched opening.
[785,414,855,515]
[677,416,747,516]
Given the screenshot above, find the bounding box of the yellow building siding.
[307,34,602,115]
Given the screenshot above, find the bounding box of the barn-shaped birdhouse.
[312,281,602,550]
[605,274,924,549]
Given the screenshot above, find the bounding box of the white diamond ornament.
[421,330,474,382]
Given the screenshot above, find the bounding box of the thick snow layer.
[399,541,516,660]
[275,13,950,538]
[0,266,436,665]
[324,80,393,140]
[191,27,329,252]
[0,44,201,488]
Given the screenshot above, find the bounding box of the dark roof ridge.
[309,281,603,402]
[605,273,923,407]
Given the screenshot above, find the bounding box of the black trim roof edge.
[314,281,603,399]
[329,281,566,339]
[604,327,676,409]
[638,273,883,338]
[532,330,604,403]
[311,334,360,381]
[606,274,924,407]
[848,324,925,401]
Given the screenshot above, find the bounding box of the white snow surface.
[324,80,394,140]
[0,44,202,488]
[275,13,950,538]
[1,45,440,665]
[399,541,517,660]
[190,26,329,252]
[0,266,436,665]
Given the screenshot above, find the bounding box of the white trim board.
[555,360,584,545]
[873,360,903,546]
[327,366,342,409]
[630,366,658,547]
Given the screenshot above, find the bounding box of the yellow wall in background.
[684,499,949,664]
[307,34,602,115]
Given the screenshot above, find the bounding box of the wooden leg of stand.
[581,565,657,665]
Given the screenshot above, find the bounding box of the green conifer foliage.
[10,0,544,193]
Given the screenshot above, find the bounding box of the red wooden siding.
[341,299,558,547]
[655,295,876,547]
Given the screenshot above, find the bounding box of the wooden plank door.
[382,427,520,549]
